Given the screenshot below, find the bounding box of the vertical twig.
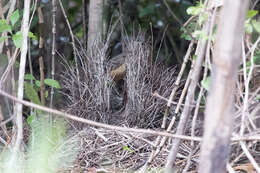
[38,4,46,105]
[50,0,57,119]
[240,37,260,135]
[58,0,80,93]
[165,13,211,173]
[14,0,30,152]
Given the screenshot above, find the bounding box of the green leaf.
[10,10,20,26]
[252,20,260,33]
[27,113,36,125]
[0,20,11,33]
[245,22,253,34]
[0,36,8,43]
[193,30,208,41]
[44,79,61,89]
[201,76,211,91]
[247,10,258,19]
[199,13,208,26]
[24,81,41,105]
[186,3,203,16]
[187,6,201,16]
[28,31,37,40]
[12,31,23,48]
[122,145,134,154]
[24,74,36,80]
[45,91,49,98]
[35,80,41,87]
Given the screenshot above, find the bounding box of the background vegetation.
[0,0,260,172]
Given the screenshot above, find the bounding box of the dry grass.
[61,32,177,129]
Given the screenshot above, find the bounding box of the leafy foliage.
[201,76,211,91]
[245,10,260,34]
[10,10,20,26]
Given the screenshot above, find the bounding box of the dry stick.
[58,0,78,77]
[153,93,202,108]
[0,49,19,88]
[182,54,209,173]
[240,37,260,136]
[163,41,194,126]
[58,0,81,97]
[175,69,192,114]
[38,6,46,105]
[29,0,38,27]
[139,116,176,173]
[165,18,211,173]
[142,42,195,171]
[239,141,260,172]
[174,21,202,114]
[0,89,259,142]
[230,135,255,165]
[183,10,216,172]
[0,89,202,142]
[27,0,38,100]
[13,0,30,152]
[50,0,57,121]
[138,34,194,173]
[183,67,209,173]
[236,37,260,173]
[226,164,236,173]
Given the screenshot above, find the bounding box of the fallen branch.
[1,89,259,144]
[0,89,201,142]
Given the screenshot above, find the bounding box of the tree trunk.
[87,0,103,52]
[198,1,248,173]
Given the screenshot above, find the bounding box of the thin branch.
[240,37,260,136]
[58,0,80,94]
[50,0,57,121]
[165,11,211,173]
[239,141,260,172]
[0,89,202,141]
[14,0,30,152]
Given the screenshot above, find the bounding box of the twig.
[58,0,78,71]
[165,41,194,113]
[175,70,192,114]
[0,89,202,142]
[1,89,259,143]
[226,163,236,173]
[240,36,260,136]
[165,13,211,173]
[139,116,176,172]
[14,0,30,152]
[0,48,19,88]
[50,0,57,120]
[0,115,14,126]
[239,141,260,172]
[37,5,46,105]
